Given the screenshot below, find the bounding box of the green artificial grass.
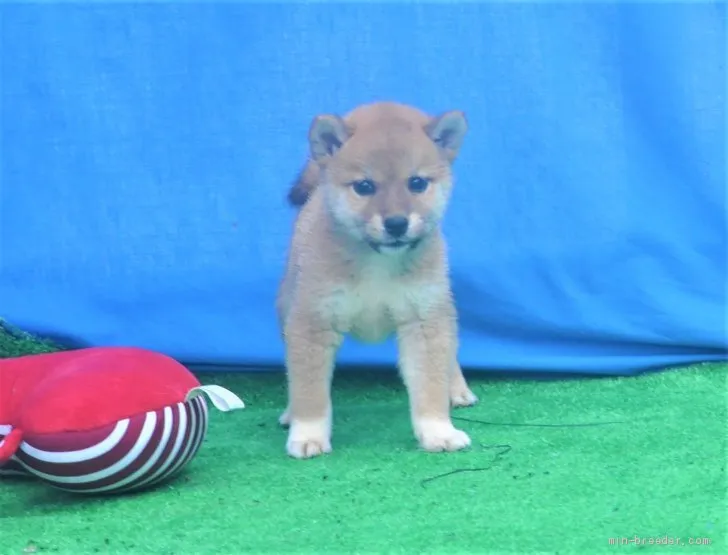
[0,319,64,358]
[1,326,726,554]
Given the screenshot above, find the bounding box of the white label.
[186,385,245,412]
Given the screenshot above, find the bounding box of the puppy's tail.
[287,160,320,208]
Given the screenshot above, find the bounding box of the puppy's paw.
[415,419,471,453]
[450,384,479,408]
[278,408,291,427]
[286,419,332,459]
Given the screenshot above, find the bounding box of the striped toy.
[0,347,244,494]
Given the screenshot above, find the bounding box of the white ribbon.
[185,385,245,411]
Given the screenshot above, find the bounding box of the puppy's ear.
[425,110,467,161]
[309,114,351,161]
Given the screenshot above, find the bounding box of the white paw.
[415,419,471,452]
[450,385,479,408]
[286,419,332,459]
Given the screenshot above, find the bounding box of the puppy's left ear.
[425,110,467,161]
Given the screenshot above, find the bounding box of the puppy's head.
[308,103,467,255]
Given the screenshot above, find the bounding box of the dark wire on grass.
[420,444,513,488]
[452,416,627,428]
[420,418,627,487]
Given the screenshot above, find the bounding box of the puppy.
[277,101,478,459]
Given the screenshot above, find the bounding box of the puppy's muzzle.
[383,215,409,239]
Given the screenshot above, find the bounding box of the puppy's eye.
[351,179,376,196]
[408,176,430,194]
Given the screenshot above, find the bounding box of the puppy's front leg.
[397,311,471,452]
[450,361,479,408]
[282,312,341,459]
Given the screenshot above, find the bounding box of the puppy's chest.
[321,266,442,343]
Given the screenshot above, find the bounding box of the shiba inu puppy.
[277,101,478,459]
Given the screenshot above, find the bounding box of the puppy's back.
[288,160,320,207]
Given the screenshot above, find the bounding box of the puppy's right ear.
[308,114,350,161]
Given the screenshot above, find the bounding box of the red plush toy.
[0,346,244,494]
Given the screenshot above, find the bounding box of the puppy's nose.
[383,215,409,238]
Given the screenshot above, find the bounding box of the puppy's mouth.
[367,238,422,253]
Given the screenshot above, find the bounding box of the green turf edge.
[0,319,64,358]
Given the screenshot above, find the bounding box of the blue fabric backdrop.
[1,1,726,374]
